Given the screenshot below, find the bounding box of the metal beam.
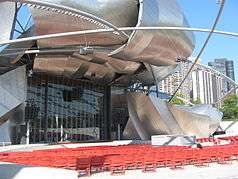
[169,0,226,102]
[196,63,238,88]
[191,62,238,106]
[215,87,238,105]
[2,26,238,46]
[16,18,25,33]
[24,14,32,30]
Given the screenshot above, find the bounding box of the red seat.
[142,154,157,172]
[76,157,91,177]
[108,156,125,175]
[90,156,104,173]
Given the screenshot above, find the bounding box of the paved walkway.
[1,161,238,179]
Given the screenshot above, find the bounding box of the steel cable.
[168,0,226,102]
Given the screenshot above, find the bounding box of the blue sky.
[178,0,238,82]
[0,5,32,52]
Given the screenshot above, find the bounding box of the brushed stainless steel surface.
[113,63,178,86]
[33,55,116,83]
[169,104,223,137]
[0,66,27,125]
[46,0,139,28]
[127,94,150,140]
[123,92,222,139]
[28,0,139,47]
[111,0,195,66]
[22,0,140,82]
[0,0,225,145]
[145,63,178,83]
[92,51,141,75]
[0,2,16,41]
[72,50,141,75]
[1,0,195,84]
[124,92,177,140]
[32,47,141,83]
[122,118,140,140]
[0,27,35,74]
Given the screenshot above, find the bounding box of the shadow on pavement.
[0,163,32,179]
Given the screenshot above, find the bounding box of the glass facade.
[25,74,111,143]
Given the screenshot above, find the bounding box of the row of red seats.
[1,143,238,176]
[196,137,217,143]
[218,136,238,143]
[71,144,238,176]
[196,136,238,145]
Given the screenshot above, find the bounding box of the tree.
[220,94,238,120]
[170,93,185,105]
[192,98,202,105]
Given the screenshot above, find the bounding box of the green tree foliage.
[192,98,202,105]
[220,94,238,120]
[170,93,185,105]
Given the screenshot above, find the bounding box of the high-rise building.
[225,60,235,90]
[208,59,227,76]
[159,62,192,101]
[191,67,225,104]
[159,61,228,104]
[208,58,236,91]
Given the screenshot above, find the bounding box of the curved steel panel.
[113,64,178,86]
[28,0,139,47]
[0,0,195,86]
[0,66,27,125]
[0,27,35,73]
[169,104,223,137]
[123,92,222,139]
[32,49,141,84]
[124,93,175,140]
[33,55,116,83]
[49,0,139,29]
[145,63,178,83]
[111,0,195,66]
[92,51,141,75]
[0,2,16,41]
